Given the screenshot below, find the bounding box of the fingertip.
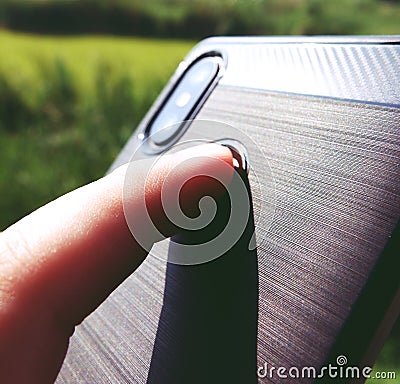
[138,143,235,238]
[164,143,234,169]
[198,142,235,168]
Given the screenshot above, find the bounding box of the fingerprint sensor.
[215,139,249,175]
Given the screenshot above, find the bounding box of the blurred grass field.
[0,31,193,230]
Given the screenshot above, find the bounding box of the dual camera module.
[144,54,223,148]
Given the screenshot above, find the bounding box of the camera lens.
[147,56,221,147]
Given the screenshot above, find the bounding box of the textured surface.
[58,39,400,383]
[196,88,400,383]
[189,38,400,106]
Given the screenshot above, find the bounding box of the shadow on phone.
[147,172,258,384]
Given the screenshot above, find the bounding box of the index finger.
[0,143,233,329]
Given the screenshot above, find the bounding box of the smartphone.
[57,36,400,384]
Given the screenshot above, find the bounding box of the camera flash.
[175,92,191,108]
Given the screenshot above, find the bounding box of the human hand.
[0,144,233,383]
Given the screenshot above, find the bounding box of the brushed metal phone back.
[58,37,400,384]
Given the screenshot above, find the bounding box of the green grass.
[0,31,193,229]
[1,0,400,37]
[0,31,193,119]
[366,321,399,383]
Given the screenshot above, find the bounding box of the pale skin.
[0,144,233,383]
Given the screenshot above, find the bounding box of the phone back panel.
[58,37,400,383]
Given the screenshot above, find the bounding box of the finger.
[0,143,233,330]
